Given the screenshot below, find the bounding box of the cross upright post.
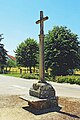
[36,11,48,82]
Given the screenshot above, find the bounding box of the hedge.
[20,73,39,79]
[55,75,80,85]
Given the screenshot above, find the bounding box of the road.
[0,75,80,98]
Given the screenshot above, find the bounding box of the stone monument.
[28,11,58,109]
[20,11,58,109]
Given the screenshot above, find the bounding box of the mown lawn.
[3,73,21,78]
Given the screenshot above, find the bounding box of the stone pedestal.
[28,81,58,109]
[20,93,58,110]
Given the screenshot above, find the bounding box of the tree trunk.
[20,69,22,74]
[30,66,32,73]
[27,67,28,73]
[9,67,11,73]
[33,67,35,73]
[6,67,7,72]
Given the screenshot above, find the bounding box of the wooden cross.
[36,11,48,35]
[36,11,48,82]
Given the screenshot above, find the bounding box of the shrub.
[45,73,56,81]
[55,75,80,85]
[20,73,80,85]
[20,73,39,79]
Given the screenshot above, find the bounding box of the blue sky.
[0,0,80,56]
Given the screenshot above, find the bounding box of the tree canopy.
[44,26,80,75]
[0,34,7,73]
[15,38,39,73]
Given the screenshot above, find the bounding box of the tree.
[78,46,80,69]
[44,26,80,75]
[0,34,7,73]
[6,59,16,71]
[15,38,39,73]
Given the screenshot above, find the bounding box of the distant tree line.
[15,26,80,76]
[0,26,80,75]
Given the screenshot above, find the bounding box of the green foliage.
[20,73,39,79]
[55,75,80,85]
[15,38,39,73]
[7,59,16,68]
[44,73,80,85]
[44,26,80,75]
[78,46,80,69]
[0,34,7,73]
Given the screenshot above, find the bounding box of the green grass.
[3,73,21,78]
[3,72,39,79]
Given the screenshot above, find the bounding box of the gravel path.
[0,95,80,120]
[0,75,80,119]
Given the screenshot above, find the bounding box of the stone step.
[19,94,58,109]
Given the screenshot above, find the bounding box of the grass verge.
[3,73,21,78]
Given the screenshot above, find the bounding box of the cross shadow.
[23,106,80,119]
[58,111,80,119]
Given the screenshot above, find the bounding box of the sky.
[0,0,80,56]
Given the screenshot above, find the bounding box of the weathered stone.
[28,97,58,109]
[29,82,55,99]
[20,95,58,110]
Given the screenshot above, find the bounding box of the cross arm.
[36,16,48,24]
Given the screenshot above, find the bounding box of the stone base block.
[20,95,58,110]
[28,97,58,109]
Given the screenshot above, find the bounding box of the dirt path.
[0,95,80,120]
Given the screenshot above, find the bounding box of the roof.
[7,54,16,61]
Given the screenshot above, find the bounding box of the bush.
[55,75,80,85]
[44,73,56,81]
[20,73,80,85]
[20,73,39,79]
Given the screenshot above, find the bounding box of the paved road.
[0,75,80,98]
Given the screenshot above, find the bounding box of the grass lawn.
[3,73,21,78]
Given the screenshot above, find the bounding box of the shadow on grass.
[23,106,80,119]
